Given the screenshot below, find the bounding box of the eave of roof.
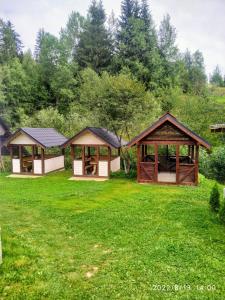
[6,128,67,148]
[127,112,211,150]
[63,127,126,149]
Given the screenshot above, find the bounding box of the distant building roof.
[210,124,225,132]
[7,128,67,148]
[64,127,127,149]
[127,112,211,150]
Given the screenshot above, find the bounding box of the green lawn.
[0,171,225,299]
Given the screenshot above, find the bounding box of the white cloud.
[0,0,224,76]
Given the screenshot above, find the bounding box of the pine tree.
[0,19,22,64]
[210,65,224,87]
[209,184,220,213]
[75,0,112,73]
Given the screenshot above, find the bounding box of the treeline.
[0,0,224,143]
[210,65,225,87]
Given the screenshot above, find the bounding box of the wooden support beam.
[176,145,180,184]
[154,144,158,182]
[71,145,74,175]
[19,145,22,173]
[97,146,99,176]
[108,146,111,177]
[195,145,199,185]
[41,148,45,175]
[82,145,85,176]
[137,143,141,182]
[141,144,144,161]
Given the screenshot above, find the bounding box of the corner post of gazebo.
[195,144,199,185]
[176,145,180,184]
[82,145,85,175]
[108,146,111,177]
[96,146,99,176]
[154,144,158,182]
[71,145,75,174]
[137,142,141,182]
[19,145,22,173]
[41,148,45,175]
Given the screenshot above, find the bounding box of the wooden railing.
[178,164,195,184]
[140,162,155,182]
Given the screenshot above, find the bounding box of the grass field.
[0,171,225,299]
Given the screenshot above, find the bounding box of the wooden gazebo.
[127,113,211,185]
[63,127,126,179]
[7,128,67,175]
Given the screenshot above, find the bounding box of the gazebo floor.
[7,174,41,179]
[158,172,176,183]
[69,176,108,181]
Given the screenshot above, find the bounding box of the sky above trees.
[0,0,224,77]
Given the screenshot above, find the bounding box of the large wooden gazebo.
[6,128,67,176]
[127,113,211,185]
[63,127,126,180]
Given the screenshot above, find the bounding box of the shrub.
[219,201,225,224]
[200,147,225,183]
[209,184,220,212]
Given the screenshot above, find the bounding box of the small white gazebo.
[7,128,67,176]
[63,127,126,180]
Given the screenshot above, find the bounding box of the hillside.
[0,171,225,299]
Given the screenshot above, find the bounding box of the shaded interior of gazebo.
[128,113,211,185]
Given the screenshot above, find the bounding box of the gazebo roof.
[64,127,127,149]
[7,128,67,148]
[127,112,211,149]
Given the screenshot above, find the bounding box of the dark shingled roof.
[64,127,127,149]
[127,112,211,149]
[7,128,67,148]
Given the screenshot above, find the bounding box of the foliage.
[209,184,220,212]
[200,147,225,182]
[219,200,225,224]
[75,0,112,73]
[210,65,224,87]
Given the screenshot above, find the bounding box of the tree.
[60,11,85,61]
[210,65,224,87]
[209,184,220,213]
[181,49,207,95]
[75,0,113,73]
[0,19,22,64]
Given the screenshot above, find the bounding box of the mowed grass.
[0,171,225,299]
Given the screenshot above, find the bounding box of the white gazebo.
[7,128,67,176]
[63,127,126,180]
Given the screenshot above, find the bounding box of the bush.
[219,201,225,224]
[200,147,225,183]
[209,184,220,212]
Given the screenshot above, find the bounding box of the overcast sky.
[0,0,225,76]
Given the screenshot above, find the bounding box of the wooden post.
[10,146,13,172]
[141,145,144,161]
[71,145,75,175]
[32,145,34,174]
[154,144,158,182]
[97,146,99,176]
[188,145,191,157]
[145,145,147,156]
[19,145,22,173]
[118,148,121,156]
[176,145,180,184]
[108,146,111,177]
[82,145,85,176]
[88,146,90,157]
[191,145,194,161]
[195,145,199,185]
[137,143,141,182]
[41,148,45,175]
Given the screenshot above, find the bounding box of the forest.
[1,0,225,179]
